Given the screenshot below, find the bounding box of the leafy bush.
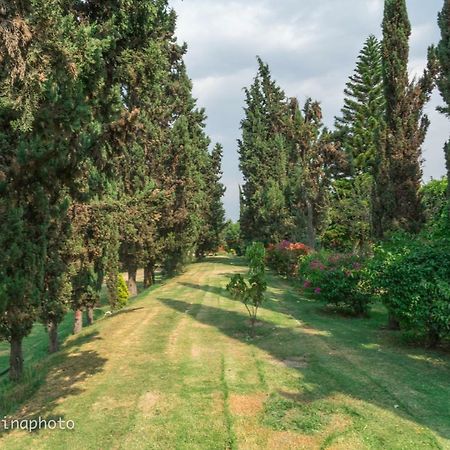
[266,240,311,277]
[300,251,371,316]
[223,221,243,255]
[366,239,450,346]
[227,242,267,328]
[115,274,129,310]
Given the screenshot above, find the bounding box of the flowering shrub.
[266,240,311,277]
[300,251,371,316]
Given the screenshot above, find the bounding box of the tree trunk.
[73,309,83,334]
[47,321,59,353]
[9,335,23,381]
[144,263,155,288]
[86,306,94,325]
[306,200,316,249]
[127,267,138,296]
[427,329,440,349]
[387,311,400,330]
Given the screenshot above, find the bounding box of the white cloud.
[170,0,448,220]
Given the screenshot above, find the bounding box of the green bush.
[116,274,130,310]
[366,239,450,346]
[300,251,371,316]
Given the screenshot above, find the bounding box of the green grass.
[0,256,449,449]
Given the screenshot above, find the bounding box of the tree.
[0,0,107,379]
[196,143,226,257]
[374,0,437,237]
[223,221,242,254]
[335,35,385,175]
[239,58,291,245]
[287,99,346,248]
[436,0,450,204]
[421,178,448,225]
[226,242,267,331]
[321,175,372,252]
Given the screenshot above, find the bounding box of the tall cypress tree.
[196,143,226,257]
[375,0,437,236]
[0,0,107,378]
[436,0,450,202]
[239,58,291,245]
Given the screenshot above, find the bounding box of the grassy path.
[0,256,449,449]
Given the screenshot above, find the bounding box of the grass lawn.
[0,256,448,449]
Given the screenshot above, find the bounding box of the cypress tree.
[375,0,437,236]
[0,0,107,378]
[197,143,226,257]
[436,0,450,202]
[239,58,291,245]
[288,99,345,248]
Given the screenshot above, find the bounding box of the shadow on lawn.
[159,288,450,442]
[178,282,232,299]
[0,330,107,436]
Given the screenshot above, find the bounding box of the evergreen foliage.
[436,0,450,203]
[238,58,291,245]
[0,0,224,379]
[115,274,130,310]
[335,35,385,174]
[374,0,438,237]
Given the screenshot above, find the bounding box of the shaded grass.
[0,275,164,416]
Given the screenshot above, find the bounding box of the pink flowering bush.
[300,251,371,316]
[266,241,311,277]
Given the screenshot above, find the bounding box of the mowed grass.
[0,256,449,449]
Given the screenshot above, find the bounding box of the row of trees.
[0,0,225,380]
[239,0,449,250]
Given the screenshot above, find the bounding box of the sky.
[170,0,450,221]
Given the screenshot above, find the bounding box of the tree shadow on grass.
[178,282,233,300]
[159,296,450,442]
[0,330,107,437]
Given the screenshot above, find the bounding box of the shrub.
[266,240,311,277]
[367,240,450,346]
[115,274,130,310]
[227,242,267,329]
[300,251,371,316]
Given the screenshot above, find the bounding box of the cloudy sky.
[170,0,449,221]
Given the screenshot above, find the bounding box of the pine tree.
[328,36,384,248]
[436,0,450,203]
[374,0,437,236]
[335,35,385,174]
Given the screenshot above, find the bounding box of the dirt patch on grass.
[191,344,202,359]
[138,391,160,416]
[229,393,267,416]
[267,430,318,450]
